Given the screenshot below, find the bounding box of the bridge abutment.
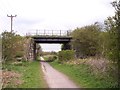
[33,42,36,60]
[62,43,71,50]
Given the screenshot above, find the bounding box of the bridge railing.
[26,30,71,37]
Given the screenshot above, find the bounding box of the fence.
[26,30,71,36]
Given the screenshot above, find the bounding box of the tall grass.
[3,61,47,88]
[50,61,118,88]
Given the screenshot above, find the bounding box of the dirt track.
[40,57,79,88]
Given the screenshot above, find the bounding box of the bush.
[71,25,101,58]
[15,51,24,58]
[44,55,57,62]
[58,50,75,63]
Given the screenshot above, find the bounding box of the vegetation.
[71,1,120,63]
[71,24,101,58]
[2,61,47,88]
[111,0,120,87]
[43,55,57,62]
[68,1,119,88]
[50,2,120,86]
[1,31,46,88]
[50,59,118,88]
[58,50,75,63]
[42,51,57,56]
[1,0,119,89]
[2,31,25,62]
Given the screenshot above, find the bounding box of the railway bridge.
[27,30,72,60]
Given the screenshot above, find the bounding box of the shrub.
[58,50,75,63]
[15,51,24,58]
[44,55,57,62]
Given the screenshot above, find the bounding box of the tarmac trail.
[40,57,79,88]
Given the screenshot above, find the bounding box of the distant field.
[43,55,57,62]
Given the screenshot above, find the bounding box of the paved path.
[40,57,79,88]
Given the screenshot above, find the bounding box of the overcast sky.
[0,0,115,52]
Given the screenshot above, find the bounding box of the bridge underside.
[32,36,72,60]
[33,36,72,43]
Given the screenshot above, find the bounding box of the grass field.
[2,61,47,88]
[43,55,57,62]
[50,61,118,88]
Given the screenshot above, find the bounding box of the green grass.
[50,61,118,88]
[43,55,51,61]
[3,61,47,88]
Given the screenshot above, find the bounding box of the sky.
[0,0,115,52]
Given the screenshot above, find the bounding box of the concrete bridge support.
[33,42,36,60]
[26,38,34,61]
[61,43,71,50]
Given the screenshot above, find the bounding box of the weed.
[2,61,47,88]
[50,61,118,88]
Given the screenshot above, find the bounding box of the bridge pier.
[33,42,36,60]
[62,43,71,50]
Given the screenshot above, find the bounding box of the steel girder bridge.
[27,30,72,60]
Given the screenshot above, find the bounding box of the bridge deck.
[32,36,72,43]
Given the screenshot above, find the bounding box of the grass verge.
[50,61,117,88]
[2,61,47,88]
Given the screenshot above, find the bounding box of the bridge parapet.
[26,30,71,37]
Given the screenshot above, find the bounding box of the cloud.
[16,17,45,26]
